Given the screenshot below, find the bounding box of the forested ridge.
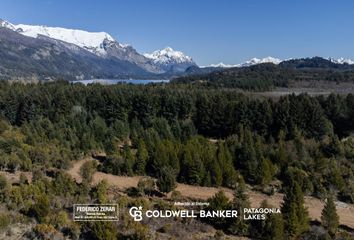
[176,57,354,90]
[0,81,353,239]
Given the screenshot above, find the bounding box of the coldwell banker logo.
[128,206,238,222]
[129,206,143,221]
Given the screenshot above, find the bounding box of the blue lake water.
[72,79,170,85]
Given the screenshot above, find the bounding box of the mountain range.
[203,56,354,68]
[1,18,354,81]
[204,57,282,68]
[176,56,354,91]
[0,19,196,81]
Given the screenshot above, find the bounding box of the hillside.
[0,28,153,81]
[0,19,197,80]
[175,57,354,90]
[65,159,354,229]
[0,81,352,239]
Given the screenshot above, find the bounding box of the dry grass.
[0,170,32,184]
[66,159,354,229]
[2,158,352,229]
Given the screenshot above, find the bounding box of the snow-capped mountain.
[9,21,196,72]
[241,57,282,67]
[2,18,354,81]
[0,19,194,76]
[329,57,354,65]
[144,47,196,72]
[207,56,354,69]
[144,47,194,64]
[207,62,239,68]
[1,19,119,56]
[0,19,16,30]
[15,24,117,56]
[205,57,282,69]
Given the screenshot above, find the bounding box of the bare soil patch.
[0,171,32,184]
[0,158,347,229]
[66,158,354,229]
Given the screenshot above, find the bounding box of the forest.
[0,81,353,239]
[175,57,354,90]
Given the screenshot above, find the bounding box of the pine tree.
[88,221,118,240]
[180,119,197,141]
[112,120,130,141]
[323,135,344,157]
[321,195,339,237]
[123,143,134,176]
[281,180,309,239]
[80,160,97,185]
[256,157,274,186]
[53,171,76,197]
[303,97,332,138]
[179,144,205,185]
[276,130,287,169]
[137,177,155,196]
[150,140,168,176]
[170,120,182,140]
[0,174,8,192]
[130,117,143,145]
[263,212,284,240]
[153,118,173,140]
[32,194,50,223]
[92,180,108,204]
[135,139,148,175]
[240,128,258,182]
[260,200,284,240]
[217,142,237,188]
[230,178,250,236]
[209,190,231,209]
[103,130,118,155]
[275,96,291,135]
[164,140,180,173]
[157,166,176,193]
[207,190,232,228]
[90,115,108,146]
[210,159,223,186]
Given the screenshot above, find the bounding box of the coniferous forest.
[0,80,353,239]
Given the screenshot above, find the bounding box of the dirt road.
[67,159,354,229]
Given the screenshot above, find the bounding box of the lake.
[72,79,170,85]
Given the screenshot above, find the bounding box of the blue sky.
[1,0,354,65]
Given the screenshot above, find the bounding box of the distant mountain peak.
[244,56,282,66]
[205,62,239,68]
[143,47,196,72]
[206,56,354,69]
[0,19,16,31]
[144,47,194,64]
[204,56,282,68]
[329,57,354,65]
